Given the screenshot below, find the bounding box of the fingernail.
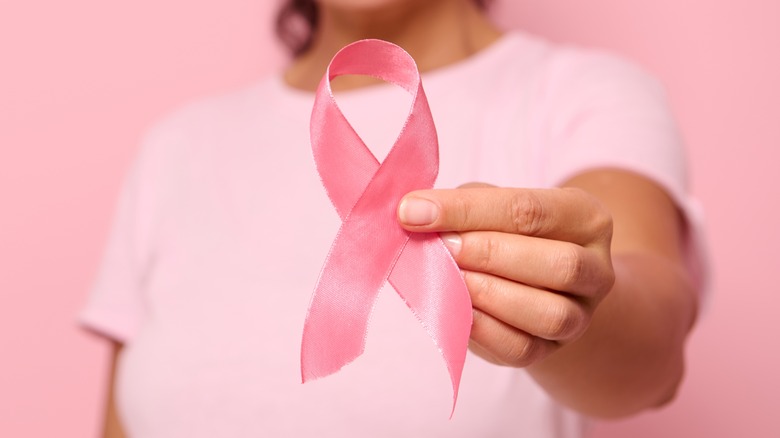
[440,232,461,256]
[399,197,438,226]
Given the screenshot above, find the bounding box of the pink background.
[1,0,778,436]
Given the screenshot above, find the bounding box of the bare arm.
[398,169,698,418]
[527,170,698,417]
[102,341,127,438]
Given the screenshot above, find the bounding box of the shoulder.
[540,41,668,114]
[121,78,284,208]
[478,32,671,124]
[133,78,289,172]
[549,44,659,84]
[143,80,271,145]
[498,31,666,100]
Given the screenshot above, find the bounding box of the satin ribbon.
[301,39,472,411]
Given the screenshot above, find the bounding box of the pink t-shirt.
[80,32,705,437]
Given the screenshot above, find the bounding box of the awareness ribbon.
[300,39,473,410]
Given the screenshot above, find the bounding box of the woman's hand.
[397,183,615,367]
[397,171,698,417]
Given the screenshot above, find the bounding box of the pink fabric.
[79,31,701,437]
[302,40,472,412]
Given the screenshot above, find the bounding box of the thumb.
[457,181,496,189]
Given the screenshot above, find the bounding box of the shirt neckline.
[267,31,526,109]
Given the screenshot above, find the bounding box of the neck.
[284,0,502,91]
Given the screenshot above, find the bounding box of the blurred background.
[1,0,778,436]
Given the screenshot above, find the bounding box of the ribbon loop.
[301,39,473,412]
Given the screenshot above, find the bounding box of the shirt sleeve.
[78,122,172,342]
[539,48,710,297]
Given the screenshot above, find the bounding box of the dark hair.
[276,0,490,57]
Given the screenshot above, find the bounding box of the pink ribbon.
[301,39,472,411]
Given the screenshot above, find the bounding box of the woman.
[82,0,702,436]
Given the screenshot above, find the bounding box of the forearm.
[103,341,128,438]
[526,251,698,418]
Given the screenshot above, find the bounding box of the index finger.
[397,187,611,246]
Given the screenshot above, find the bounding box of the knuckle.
[463,271,492,305]
[591,203,614,241]
[606,270,616,293]
[472,235,499,272]
[543,299,586,341]
[599,262,617,296]
[452,194,476,230]
[508,191,546,235]
[504,335,539,367]
[577,188,613,242]
[553,245,586,291]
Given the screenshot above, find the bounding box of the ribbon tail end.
[300,344,365,385]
